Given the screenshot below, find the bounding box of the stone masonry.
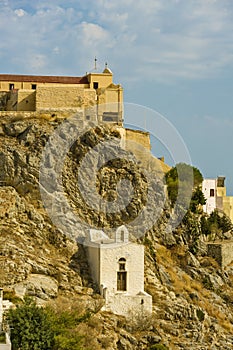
[207,240,233,268]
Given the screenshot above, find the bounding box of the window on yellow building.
[93,82,99,89]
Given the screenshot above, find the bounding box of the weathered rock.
[186,251,200,268]
[14,274,58,300]
[0,116,233,349]
[3,121,30,136]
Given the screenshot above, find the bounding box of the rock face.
[14,274,58,300]
[0,114,233,349]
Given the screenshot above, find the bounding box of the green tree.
[208,209,221,226]
[189,186,206,213]
[165,163,203,187]
[200,210,233,236]
[8,297,54,350]
[165,163,204,209]
[219,212,233,233]
[200,216,211,236]
[182,210,201,254]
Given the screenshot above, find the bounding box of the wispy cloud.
[0,0,233,82]
[204,115,233,128]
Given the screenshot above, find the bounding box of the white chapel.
[85,225,152,317]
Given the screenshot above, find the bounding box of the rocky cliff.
[0,114,233,350]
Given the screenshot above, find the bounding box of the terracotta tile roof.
[0,74,89,84]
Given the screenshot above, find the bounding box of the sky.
[1,0,233,193]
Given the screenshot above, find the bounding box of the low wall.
[0,110,83,121]
[0,344,11,350]
[207,240,233,268]
[103,292,152,317]
[0,332,11,350]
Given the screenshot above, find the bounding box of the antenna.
[94,56,97,70]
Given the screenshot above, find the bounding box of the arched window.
[117,258,127,291]
[119,257,126,270]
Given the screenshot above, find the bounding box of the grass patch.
[197,299,233,332]
[156,245,174,268]
[149,345,169,350]
[3,290,22,304]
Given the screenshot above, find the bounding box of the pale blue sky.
[1,0,233,193]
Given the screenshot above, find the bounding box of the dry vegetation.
[146,243,233,337]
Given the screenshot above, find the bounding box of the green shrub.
[149,344,169,350]
[196,309,205,322]
[8,297,54,350]
[0,332,6,343]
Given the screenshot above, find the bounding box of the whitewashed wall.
[202,179,217,214]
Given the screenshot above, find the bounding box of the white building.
[0,289,3,330]
[202,179,218,214]
[202,177,225,214]
[85,226,152,317]
[0,289,12,350]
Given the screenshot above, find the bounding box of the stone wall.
[207,240,233,268]
[36,86,96,110]
[17,90,36,111]
[0,93,8,111]
[223,196,233,224]
[125,129,151,151]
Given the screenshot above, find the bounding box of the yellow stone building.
[0,65,123,124]
[217,179,233,224]
[0,65,169,175]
